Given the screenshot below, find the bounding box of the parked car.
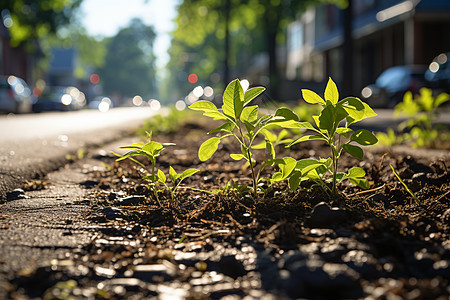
[32,86,85,112]
[361,65,428,108]
[0,75,33,113]
[425,52,450,93]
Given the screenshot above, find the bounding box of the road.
[0,107,163,199]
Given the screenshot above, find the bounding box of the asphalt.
[0,107,161,201]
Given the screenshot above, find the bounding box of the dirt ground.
[1,118,449,299]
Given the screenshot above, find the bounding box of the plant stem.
[247,146,258,197]
[331,145,338,197]
[237,124,258,197]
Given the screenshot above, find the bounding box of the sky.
[80,0,179,68]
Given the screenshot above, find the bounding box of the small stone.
[308,202,347,228]
[6,188,29,200]
[115,195,146,206]
[101,207,125,220]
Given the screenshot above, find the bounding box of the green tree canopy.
[0,0,82,49]
[97,18,158,99]
[164,0,348,100]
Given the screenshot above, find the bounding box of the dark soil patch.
[6,119,450,299]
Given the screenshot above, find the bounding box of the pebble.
[308,202,347,228]
[101,206,125,220]
[115,195,146,206]
[6,188,29,200]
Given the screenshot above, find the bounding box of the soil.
[1,117,450,299]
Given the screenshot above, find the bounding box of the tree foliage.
[0,0,82,48]
[165,0,348,100]
[97,18,158,99]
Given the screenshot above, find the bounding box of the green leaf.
[343,144,364,159]
[189,100,219,112]
[208,122,235,134]
[275,120,316,130]
[349,177,370,189]
[115,150,141,161]
[265,140,275,160]
[340,97,377,124]
[302,89,325,104]
[317,104,335,134]
[222,79,244,119]
[278,157,297,179]
[243,87,265,106]
[169,166,178,182]
[288,171,302,190]
[180,168,199,181]
[240,105,259,123]
[336,128,353,135]
[274,107,299,121]
[198,137,221,161]
[260,129,277,142]
[230,153,246,161]
[351,130,378,145]
[142,141,164,156]
[145,131,152,141]
[325,77,339,104]
[203,111,228,120]
[289,135,326,147]
[347,167,366,178]
[157,169,166,183]
[435,92,450,107]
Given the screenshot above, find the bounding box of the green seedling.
[285,77,378,196]
[390,164,419,205]
[395,88,450,148]
[114,131,175,205]
[189,78,297,196]
[156,166,199,202]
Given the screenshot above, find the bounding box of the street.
[0,107,163,199]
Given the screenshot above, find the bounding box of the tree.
[0,0,82,49]
[167,0,349,100]
[97,18,158,100]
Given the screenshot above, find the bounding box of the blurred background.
[1,0,449,114]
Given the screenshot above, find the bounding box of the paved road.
[0,107,163,200]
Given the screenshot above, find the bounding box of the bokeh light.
[188,73,198,84]
[33,87,42,97]
[429,62,439,73]
[175,100,186,111]
[132,95,143,106]
[193,86,204,98]
[61,94,72,105]
[149,99,161,110]
[98,101,110,113]
[203,86,214,98]
[90,73,100,84]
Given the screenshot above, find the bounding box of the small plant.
[286,78,378,196]
[189,78,296,196]
[156,166,199,202]
[114,131,174,205]
[395,88,449,148]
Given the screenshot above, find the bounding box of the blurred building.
[47,47,78,86]
[0,19,34,84]
[286,0,450,96]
